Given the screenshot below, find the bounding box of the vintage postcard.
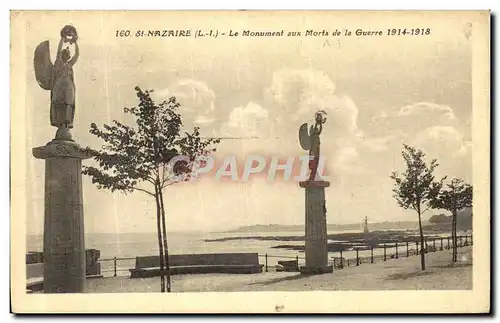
[10,10,490,313]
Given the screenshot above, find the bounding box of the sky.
[17,11,474,234]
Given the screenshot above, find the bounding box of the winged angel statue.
[299,110,328,182]
[34,25,79,138]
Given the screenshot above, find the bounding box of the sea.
[26,229,470,277]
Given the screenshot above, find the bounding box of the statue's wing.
[34,40,53,90]
[299,123,311,151]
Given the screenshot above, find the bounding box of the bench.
[129,253,264,278]
[25,249,103,292]
[26,278,44,292]
[26,263,44,292]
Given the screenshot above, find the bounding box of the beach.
[83,246,472,293]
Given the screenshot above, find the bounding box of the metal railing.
[98,256,136,277]
[97,234,472,276]
[332,234,472,269]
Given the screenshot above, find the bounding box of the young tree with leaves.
[431,178,473,262]
[390,144,445,270]
[83,86,219,292]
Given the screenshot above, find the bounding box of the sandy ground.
[84,247,472,293]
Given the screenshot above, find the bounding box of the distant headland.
[219,221,425,234]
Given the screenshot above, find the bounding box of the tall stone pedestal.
[299,180,333,275]
[33,140,91,293]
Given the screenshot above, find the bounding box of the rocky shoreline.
[204,230,449,252]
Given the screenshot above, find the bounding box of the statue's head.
[314,110,328,125]
[61,25,78,44]
[61,48,71,62]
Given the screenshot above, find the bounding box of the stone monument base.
[299,179,331,276]
[33,139,91,293]
[300,265,334,275]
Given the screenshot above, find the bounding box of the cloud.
[333,146,369,175]
[399,102,456,120]
[460,140,472,156]
[397,102,457,135]
[390,101,469,158]
[267,70,336,110]
[265,70,362,137]
[363,135,396,152]
[152,79,217,127]
[220,102,270,137]
[414,126,468,157]
[371,110,389,123]
[363,101,472,181]
[399,102,455,120]
[266,70,358,134]
[194,115,216,125]
[265,69,367,175]
[169,79,216,107]
[412,125,472,180]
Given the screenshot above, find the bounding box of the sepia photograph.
[10,10,490,313]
